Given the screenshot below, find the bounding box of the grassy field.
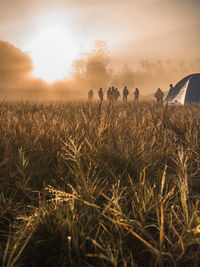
[0,100,200,267]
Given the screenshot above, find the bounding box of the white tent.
[165,73,200,104]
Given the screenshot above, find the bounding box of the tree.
[118,64,135,88]
[72,40,110,89]
[72,58,86,80]
[88,40,109,66]
[86,60,109,88]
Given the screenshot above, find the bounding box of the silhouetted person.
[107,87,112,102]
[169,84,174,95]
[155,88,164,104]
[113,88,120,102]
[88,89,93,101]
[123,86,129,102]
[165,83,174,102]
[111,86,115,102]
[134,88,139,103]
[169,84,173,91]
[98,87,103,102]
[116,88,120,102]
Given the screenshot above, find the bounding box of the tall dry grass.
[0,100,200,266]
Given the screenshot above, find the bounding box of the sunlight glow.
[29,26,79,83]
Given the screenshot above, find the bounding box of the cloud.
[0,41,33,84]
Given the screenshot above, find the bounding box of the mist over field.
[0,0,200,101]
[0,39,200,101]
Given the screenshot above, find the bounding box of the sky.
[0,0,200,82]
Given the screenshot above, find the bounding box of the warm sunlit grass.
[0,101,200,266]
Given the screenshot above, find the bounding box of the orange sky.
[0,0,200,77]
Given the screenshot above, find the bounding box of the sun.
[29,26,79,83]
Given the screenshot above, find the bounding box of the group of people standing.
[88,86,140,103]
[88,85,166,104]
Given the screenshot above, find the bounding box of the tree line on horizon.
[0,39,200,98]
[72,40,200,95]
